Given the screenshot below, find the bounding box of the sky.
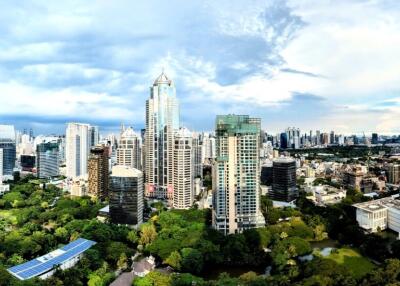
[0,0,400,136]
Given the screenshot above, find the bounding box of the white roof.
[111,165,142,177]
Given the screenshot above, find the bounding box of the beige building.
[172,128,194,209]
[117,126,142,170]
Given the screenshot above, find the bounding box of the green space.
[318,247,375,279]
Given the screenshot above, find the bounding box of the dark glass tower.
[269,157,298,202]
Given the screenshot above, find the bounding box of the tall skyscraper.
[202,133,216,164]
[269,157,298,202]
[117,126,142,170]
[0,148,3,181]
[36,141,59,179]
[286,127,300,149]
[109,165,143,226]
[89,126,99,147]
[192,133,203,179]
[66,123,90,178]
[0,125,16,176]
[212,115,265,235]
[144,72,179,199]
[173,128,194,209]
[88,145,109,200]
[387,164,400,184]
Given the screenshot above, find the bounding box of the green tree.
[181,248,203,274]
[165,250,182,270]
[140,223,157,245]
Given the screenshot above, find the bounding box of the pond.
[299,239,339,262]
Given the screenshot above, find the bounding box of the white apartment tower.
[117,125,142,170]
[144,72,179,199]
[173,128,194,209]
[66,123,90,178]
[212,115,265,235]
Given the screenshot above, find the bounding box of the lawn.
[0,209,17,225]
[326,247,375,279]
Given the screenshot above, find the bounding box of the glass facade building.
[0,125,16,176]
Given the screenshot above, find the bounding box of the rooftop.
[111,165,143,177]
[8,238,96,280]
[353,195,400,212]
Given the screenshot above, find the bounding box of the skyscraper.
[89,126,99,147]
[117,126,142,170]
[212,115,265,235]
[66,123,90,178]
[0,125,16,176]
[88,145,109,200]
[372,133,378,145]
[192,133,203,179]
[144,72,179,199]
[109,165,143,226]
[36,141,59,179]
[269,157,298,202]
[173,128,194,209]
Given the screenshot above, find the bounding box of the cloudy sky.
[0,0,400,135]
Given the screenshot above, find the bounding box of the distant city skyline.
[1,1,400,134]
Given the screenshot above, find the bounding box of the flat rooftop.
[8,238,96,280]
[354,195,400,212]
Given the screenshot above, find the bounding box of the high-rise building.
[117,126,142,170]
[0,148,3,181]
[88,145,109,200]
[192,134,203,179]
[372,133,378,145]
[89,126,99,147]
[66,123,90,178]
[36,142,60,179]
[316,130,321,145]
[0,125,16,176]
[330,131,335,144]
[173,128,194,209]
[202,133,216,164]
[109,165,143,226]
[144,72,179,199]
[286,127,300,149]
[269,157,298,202]
[280,133,288,149]
[212,115,265,234]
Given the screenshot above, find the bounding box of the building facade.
[212,115,265,234]
[36,142,59,179]
[66,123,90,178]
[88,145,109,200]
[117,126,142,170]
[269,157,298,202]
[0,125,16,176]
[144,72,179,199]
[172,128,194,209]
[109,165,143,226]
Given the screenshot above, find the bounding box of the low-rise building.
[306,185,346,206]
[354,195,400,238]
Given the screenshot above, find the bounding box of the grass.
[0,209,18,224]
[325,247,375,279]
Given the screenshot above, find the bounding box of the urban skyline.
[1,1,400,134]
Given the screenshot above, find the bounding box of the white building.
[306,185,346,206]
[66,123,90,178]
[144,72,179,199]
[172,128,194,209]
[117,126,142,170]
[212,115,265,234]
[354,195,400,238]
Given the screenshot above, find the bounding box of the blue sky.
[0,0,400,135]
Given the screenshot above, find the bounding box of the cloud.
[0,0,399,135]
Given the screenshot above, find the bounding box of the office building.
[0,125,16,176]
[66,123,90,178]
[173,128,194,209]
[37,142,59,179]
[192,134,203,178]
[89,126,99,147]
[20,155,35,171]
[202,133,216,164]
[280,133,288,149]
[109,165,143,226]
[212,115,265,234]
[269,157,298,202]
[117,126,142,170]
[372,133,378,145]
[88,145,109,199]
[144,72,179,199]
[286,127,300,149]
[260,162,273,186]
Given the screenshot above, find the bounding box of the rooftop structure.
[354,195,400,238]
[8,238,96,280]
